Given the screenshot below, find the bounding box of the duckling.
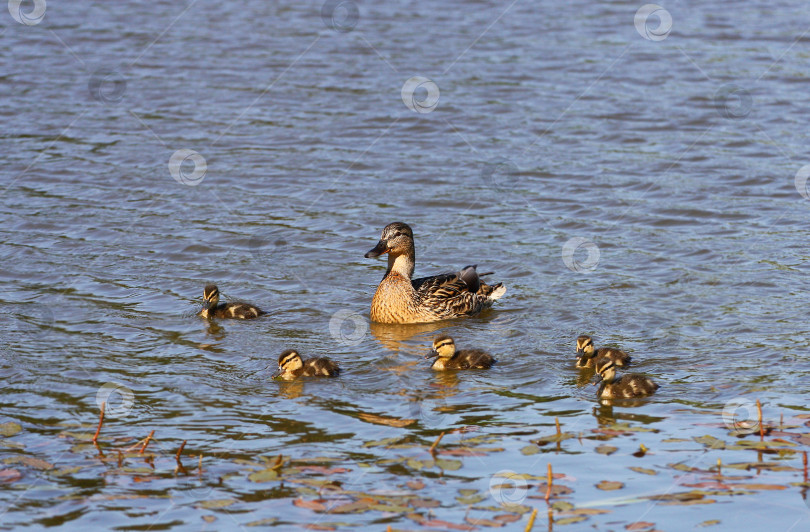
[274,349,340,380]
[593,359,658,399]
[425,335,495,370]
[198,284,264,320]
[575,335,631,369]
[365,222,506,324]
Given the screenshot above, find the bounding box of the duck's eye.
[393,232,401,238]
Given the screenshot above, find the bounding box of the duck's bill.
[364,240,389,258]
[424,350,439,359]
[271,368,282,379]
[592,375,603,386]
[575,348,585,356]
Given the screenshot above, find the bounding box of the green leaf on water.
[456,493,487,505]
[435,458,463,471]
[248,469,279,482]
[520,445,540,456]
[693,435,725,449]
[0,422,22,437]
[555,516,588,525]
[595,445,618,455]
[596,480,623,491]
[551,501,574,512]
[197,499,236,509]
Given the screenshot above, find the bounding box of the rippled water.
[2,1,810,530]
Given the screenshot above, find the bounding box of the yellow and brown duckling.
[425,335,495,370]
[593,359,658,399]
[364,222,506,324]
[198,284,264,320]
[274,349,340,380]
[575,335,631,369]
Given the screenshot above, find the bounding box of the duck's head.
[593,359,617,385]
[203,284,220,309]
[365,222,414,258]
[426,334,456,360]
[275,349,303,378]
[575,335,595,361]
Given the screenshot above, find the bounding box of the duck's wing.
[304,358,339,377]
[411,265,506,318]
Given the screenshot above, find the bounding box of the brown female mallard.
[364,222,506,324]
[198,284,264,320]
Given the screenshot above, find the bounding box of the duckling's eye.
[393,231,401,238]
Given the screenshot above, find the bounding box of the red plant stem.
[92,402,105,444]
[139,430,156,454]
[544,463,553,501]
[803,451,808,483]
[176,440,187,462]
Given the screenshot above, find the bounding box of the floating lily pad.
[629,467,657,475]
[0,422,22,437]
[248,469,279,482]
[596,480,624,491]
[596,445,618,455]
[197,499,235,510]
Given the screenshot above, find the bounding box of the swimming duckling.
[274,349,340,380]
[575,335,631,369]
[425,335,495,370]
[365,222,506,324]
[593,359,658,399]
[198,284,264,320]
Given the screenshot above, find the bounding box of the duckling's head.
[426,335,456,360]
[365,222,414,258]
[594,359,617,385]
[576,335,595,359]
[278,349,303,373]
[203,284,220,308]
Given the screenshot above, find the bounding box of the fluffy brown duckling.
[575,335,631,369]
[198,284,264,319]
[425,335,495,370]
[593,359,658,399]
[274,349,340,381]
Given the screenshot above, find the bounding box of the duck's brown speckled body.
[275,349,340,381]
[426,335,495,370]
[575,335,631,369]
[198,284,264,320]
[594,359,658,399]
[365,222,506,324]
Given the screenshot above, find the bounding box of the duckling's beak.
[424,349,440,360]
[575,348,585,356]
[364,240,389,258]
[592,374,603,386]
[271,367,281,379]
